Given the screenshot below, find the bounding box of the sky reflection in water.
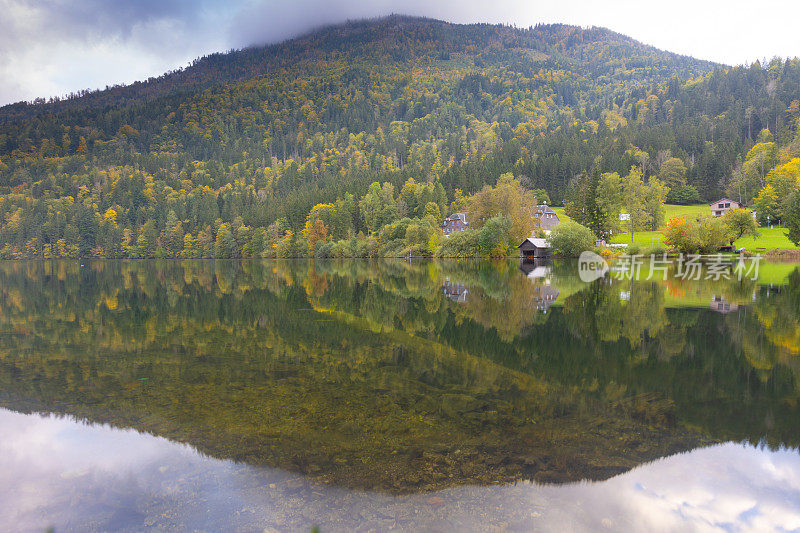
[2,408,799,532]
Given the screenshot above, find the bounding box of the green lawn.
[604,204,800,251]
[556,203,800,251]
[733,226,799,250]
[551,206,571,223]
[664,203,710,221]
[609,230,664,248]
[607,204,707,248]
[608,224,799,251]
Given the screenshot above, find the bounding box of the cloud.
[226,0,531,49]
[3,0,200,41]
[228,0,467,48]
[0,0,231,104]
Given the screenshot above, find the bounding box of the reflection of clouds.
[525,444,800,532]
[1,408,799,532]
[0,409,208,531]
[1,410,192,469]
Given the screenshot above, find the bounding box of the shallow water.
[0,259,799,531]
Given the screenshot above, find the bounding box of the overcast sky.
[1,0,799,107]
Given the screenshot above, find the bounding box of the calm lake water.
[1,259,800,532]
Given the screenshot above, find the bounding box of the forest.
[1,15,800,258]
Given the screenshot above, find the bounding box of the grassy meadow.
[566,203,800,251]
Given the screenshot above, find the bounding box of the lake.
[0,259,799,532]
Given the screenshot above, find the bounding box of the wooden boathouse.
[518,238,551,259]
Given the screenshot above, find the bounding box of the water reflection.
[0,259,799,527]
[3,408,799,532]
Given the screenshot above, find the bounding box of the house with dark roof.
[441,212,469,236]
[532,204,560,231]
[710,198,741,217]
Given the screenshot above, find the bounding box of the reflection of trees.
[0,260,710,493]
[730,270,800,384]
[456,275,552,341]
[0,260,798,492]
[550,276,800,448]
[594,281,668,349]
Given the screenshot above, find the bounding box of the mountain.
[0,16,716,122]
[0,15,799,259]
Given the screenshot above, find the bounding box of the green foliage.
[663,216,728,254]
[578,166,667,239]
[784,189,800,246]
[658,157,688,189]
[626,243,642,255]
[467,173,535,244]
[722,209,758,244]
[754,185,781,225]
[548,221,595,256]
[437,229,480,258]
[666,185,702,205]
[530,188,551,205]
[564,169,606,238]
[477,215,513,257]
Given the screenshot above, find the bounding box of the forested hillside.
[1,15,799,258]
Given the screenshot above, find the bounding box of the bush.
[379,238,406,257]
[643,244,666,256]
[378,218,414,242]
[548,221,595,256]
[329,240,350,257]
[663,216,728,253]
[666,185,702,205]
[400,243,430,257]
[436,229,480,258]
[349,235,378,257]
[437,216,512,258]
[477,215,512,257]
[314,241,333,258]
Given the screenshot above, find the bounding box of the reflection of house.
[532,204,560,231]
[518,238,551,259]
[710,198,741,217]
[519,259,551,277]
[442,280,469,303]
[525,266,551,279]
[533,285,559,313]
[441,213,469,235]
[710,295,738,314]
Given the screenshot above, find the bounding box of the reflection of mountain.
[0,260,797,493]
